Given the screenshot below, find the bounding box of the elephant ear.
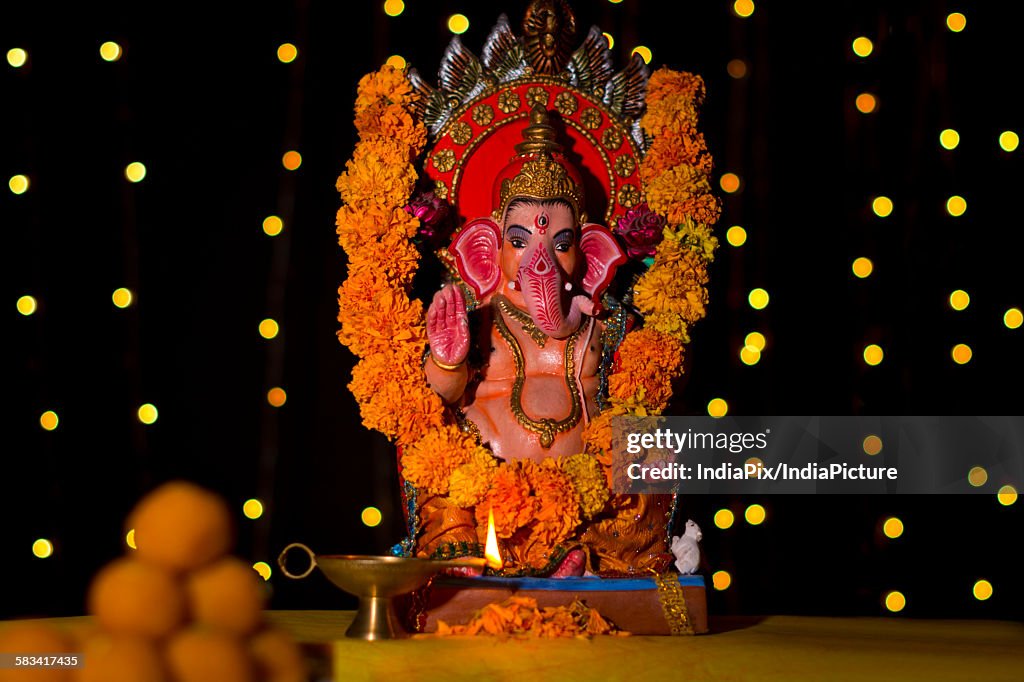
[449,217,503,299]
[580,223,627,300]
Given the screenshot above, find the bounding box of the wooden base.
[421,575,708,635]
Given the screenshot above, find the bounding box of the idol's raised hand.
[426,285,470,368]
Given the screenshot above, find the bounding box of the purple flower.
[404,191,451,240]
[614,203,665,259]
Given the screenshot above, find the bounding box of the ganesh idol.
[337,0,719,580]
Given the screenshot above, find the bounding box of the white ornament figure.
[671,519,703,575]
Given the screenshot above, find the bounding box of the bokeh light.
[385,54,406,70]
[631,46,652,64]
[851,37,873,58]
[1004,308,1023,329]
[946,195,967,217]
[712,570,732,590]
[361,506,383,527]
[448,14,469,34]
[968,466,988,487]
[9,174,29,194]
[40,411,59,431]
[852,257,873,278]
[882,517,904,539]
[137,403,159,425]
[739,346,761,366]
[973,579,993,601]
[726,225,747,246]
[863,344,884,366]
[946,12,966,33]
[17,295,37,316]
[32,539,53,559]
[748,288,769,310]
[112,287,133,309]
[949,289,970,311]
[872,196,893,217]
[727,59,747,79]
[862,435,883,455]
[282,151,302,171]
[259,318,280,339]
[126,529,136,550]
[243,498,264,520]
[277,43,298,63]
[733,0,754,18]
[714,508,735,529]
[602,33,614,49]
[939,128,960,150]
[384,0,405,17]
[744,504,766,525]
[7,48,27,68]
[707,398,728,418]
[855,93,877,114]
[263,215,283,237]
[125,162,147,183]
[885,591,906,612]
[951,343,972,365]
[997,485,1018,506]
[720,172,741,193]
[999,131,1019,152]
[741,333,764,354]
[253,562,272,581]
[267,387,287,407]
[99,41,122,62]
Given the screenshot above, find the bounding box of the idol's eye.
[553,229,574,253]
[506,225,531,249]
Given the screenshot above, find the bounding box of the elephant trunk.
[517,244,594,339]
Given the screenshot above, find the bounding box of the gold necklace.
[493,297,584,449]
[495,295,548,348]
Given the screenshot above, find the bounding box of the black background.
[3,0,1020,620]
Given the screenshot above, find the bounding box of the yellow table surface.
[7,611,1023,682]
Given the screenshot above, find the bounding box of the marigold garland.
[336,64,717,571]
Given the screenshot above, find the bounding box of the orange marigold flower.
[448,449,499,508]
[526,460,581,548]
[336,146,417,213]
[355,102,427,153]
[337,273,426,357]
[644,164,721,226]
[354,65,414,113]
[401,425,480,494]
[644,68,705,116]
[632,246,710,331]
[348,350,443,442]
[560,454,609,519]
[640,129,713,184]
[608,329,685,412]
[476,461,536,539]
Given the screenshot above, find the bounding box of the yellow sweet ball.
[74,635,168,682]
[129,481,233,572]
[87,558,186,638]
[249,628,309,682]
[187,558,267,635]
[165,630,254,682]
[0,623,75,682]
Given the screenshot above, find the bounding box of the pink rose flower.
[614,203,665,259]
[405,191,451,239]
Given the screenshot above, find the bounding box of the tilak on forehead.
[535,212,549,233]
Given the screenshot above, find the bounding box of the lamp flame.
[484,506,503,570]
